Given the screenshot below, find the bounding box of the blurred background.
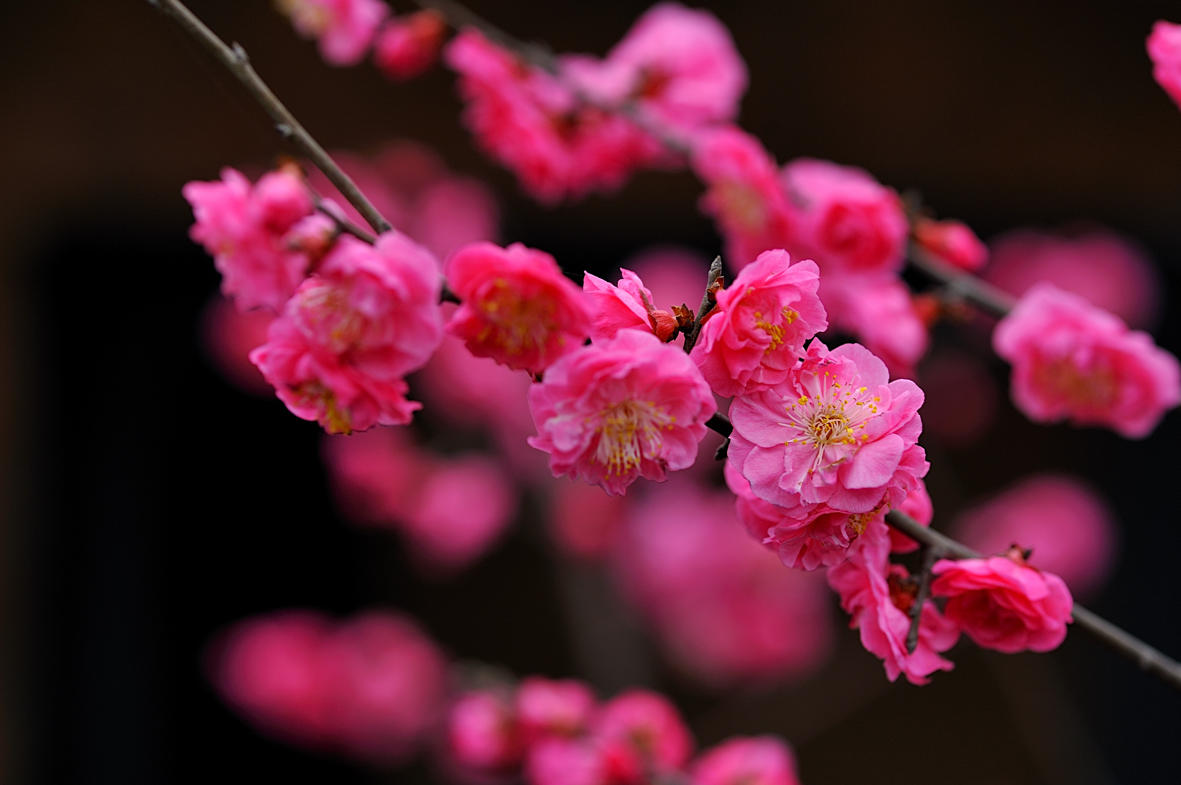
[2,0,1181,782]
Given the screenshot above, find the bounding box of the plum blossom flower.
[448,689,525,774]
[278,0,389,66]
[447,242,591,374]
[516,678,597,744]
[373,10,447,80]
[827,519,960,684]
[583,268,677,343]
[690,250,827,397]
[528,329,716,495]
[200,294,276,396]
[931,548,1074,654]
[593,690,694,784]
[526,737,609,785]
[728,340,927,514]
[251,232,443,433]
[952,474,1117,599]
[781,158,908,278]
[992,283,1181,438]
[184,166,315,311]
[912,217,989,272]
[690,736,800,785]
[692,126,795,268]
[547,479,627,560]
[821,275,929,378]
[1148,21,1181,111]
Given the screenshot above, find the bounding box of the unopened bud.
[651,310,678,342]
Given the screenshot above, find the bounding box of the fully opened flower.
[184,166,315,311]
[1148,20,1181,111]
[827,519,960,684]
[728,340,927,514]
[691,736,800,785]
[278,0,389,66]
[447,242,591,374]
[931,548,1074,654]
[528,329,716,496]
[251,232,443,433]
[992,283,1181,437]
[691,250,827,397]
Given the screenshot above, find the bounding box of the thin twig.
[907,244,1016,318]
[906,544,941,654]
[313,199,376,244]
[682,256,725,353]
[884,509,1181,692]
[148,0,392,235]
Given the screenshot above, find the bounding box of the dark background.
[2,1,1180,783]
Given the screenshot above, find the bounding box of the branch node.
[230,41,249,64]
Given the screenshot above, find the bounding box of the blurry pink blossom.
[951,474,1118,598]
[821,275,928,378]
[692,126,795,269]
[827,519,960,685]
[415,334,534,432]
[322,426,424,523]
[278,0,389,66]
[913,217,988,272]
[200,294,275,396]
[593,690,694,785]
[1148,21,1181,111]
[516,678,597,744]
[691,736,800,785]
[526,737,609,785]
[528,330,716,496]
[447,242,591,374]
[690,250,827,397]
[618,478,833,686]
[209,609,447,764]
[448,689,525,775]
[412,177,501,261]
[373,10,447,80]
[932,549,1074,654]
[184,166,315,311]
[985,228,1162,329]
[993,283,1180,438]
[547,480,627,560]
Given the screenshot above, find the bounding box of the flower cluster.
[447,677,800,785]
[993,283,1181,438]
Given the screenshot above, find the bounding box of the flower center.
[478,278,557,356]
[592,400,674,476]
[717,182,767,233]
[1035,355,1119,410]
[751,306,798,354]
[292,382,352,434]
[296,280,367,353]
[781,369,880,480]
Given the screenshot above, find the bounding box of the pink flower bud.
[448,690,524,773]
[278,0,389,66]
[593,690,694,784]
[516,677,597,744]
[913,217,988,272]
[373,10,447,81]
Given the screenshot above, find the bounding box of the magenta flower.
[992,283,1181,437]
[913,217,988,272]
[690,250,827,397]
[278,0,389,66]
[447,689,525,775]
[692,126,796,268]
[821,275,929,378]
[447,242,590,374]
[931,549,1074,654]
[691,736,800,785]
[547,479,627,560]
[184,166,315,311]
[526,737,609,785]
[373,11,446,81]
[527,329,716,496]
[827,519,960,685]
[583,268,677,343]
[516,678,597,745]
[728,339,928,513]
[593,690,694,785]
[251,232,443,433]
[1148,20,1181,110]
[782,157,908,278]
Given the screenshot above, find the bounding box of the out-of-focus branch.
[907,244,1016,318]
[147,0,393,235]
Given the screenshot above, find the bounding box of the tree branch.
[906,543,941,654]
[682,256,724,354]
[148,0,393,235]
[907,244,1016,318]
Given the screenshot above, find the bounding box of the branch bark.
[148,0,393,235]
[907,244,1016,318]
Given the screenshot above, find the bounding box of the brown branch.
[148,0,393,235]
[906,543,942,654]
[907,244,1016,318]
[885,509,1181,692]
[313,199,376,244]
[682,256,724,353]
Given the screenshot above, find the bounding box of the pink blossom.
[782,158,908,278]
[887,477,933,554]
[820,275,929,378]
[913,217,988,272]
[447,242,591,374]
[692,126,795,268]
[547,479,627,560]
[618,478,833,685]
[626,246,712,312]
[593,690,693,784]
[306,150,412,234]
[583,268,676,343]
[322,426,426,523]
[411,177,501,261]
[415,334,533,433]
[951,474,1117,598]
[589,2,747,136]
[278,0,389,66]
[184,166,315,311]
[401,455,518,571]
[827,519,960,684]
[984,227,1162,329]
[526,737,609,785]
[1148,21,1181,110]
[931,549,1074,654]
[728,339,927,513]
[992,283,1181,438]
[516,678,597,744]
[691,736,799,785]
[690,250,827,397]
[251,231,443,432]
[448,690,524,774]
[373,10,447,80]
[200,294,275,396]
[528,329,716,496]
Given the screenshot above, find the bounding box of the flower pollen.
[592,400,674,477]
